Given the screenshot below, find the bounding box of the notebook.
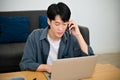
[44,55,97,80]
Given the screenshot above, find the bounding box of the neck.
[48,29,61,41]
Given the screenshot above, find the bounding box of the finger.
[69,24,74,31]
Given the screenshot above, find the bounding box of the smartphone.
[66,24,74,31]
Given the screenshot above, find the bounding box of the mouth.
[57,32,63,35]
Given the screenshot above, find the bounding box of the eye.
[55,22,60,26]
[64,24,67,26]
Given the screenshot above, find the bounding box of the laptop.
[44,55,97,80]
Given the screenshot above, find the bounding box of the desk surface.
[0,64,120,80]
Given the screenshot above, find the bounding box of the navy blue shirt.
[19,27,94,71]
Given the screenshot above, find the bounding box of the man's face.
[48,15,68,38]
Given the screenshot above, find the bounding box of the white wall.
[0,0,120,54]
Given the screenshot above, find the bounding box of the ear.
[47,18,51,26]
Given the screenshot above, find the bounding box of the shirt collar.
[39,27,67,42]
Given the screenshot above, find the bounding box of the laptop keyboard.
[44,72,51,80]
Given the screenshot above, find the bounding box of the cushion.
[0,16,29,43]
[39,15,48,28]
[0,16,7,33]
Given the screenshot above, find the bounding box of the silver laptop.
[44,55,97,80]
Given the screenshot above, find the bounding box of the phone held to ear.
[66,24,74,33]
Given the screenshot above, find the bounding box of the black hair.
[47,2,71,22]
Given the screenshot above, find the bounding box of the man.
[20,2,94,73]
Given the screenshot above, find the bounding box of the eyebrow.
[54,21,60,23]
[55,21,68,25]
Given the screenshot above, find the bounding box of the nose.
[58,27,63,31]
[58,25,66,31]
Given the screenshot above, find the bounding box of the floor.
[97,52,120,69]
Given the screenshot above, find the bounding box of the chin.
[56,34,63,38]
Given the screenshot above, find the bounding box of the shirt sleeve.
[80,46,94,56]
[19,30,40,71]
[72,35,94,57]
[88,46,94,56]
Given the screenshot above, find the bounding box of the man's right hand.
[36,64,52,73]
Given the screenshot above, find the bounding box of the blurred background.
[0,0,119,54]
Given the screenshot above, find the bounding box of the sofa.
[0,10,90,73]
